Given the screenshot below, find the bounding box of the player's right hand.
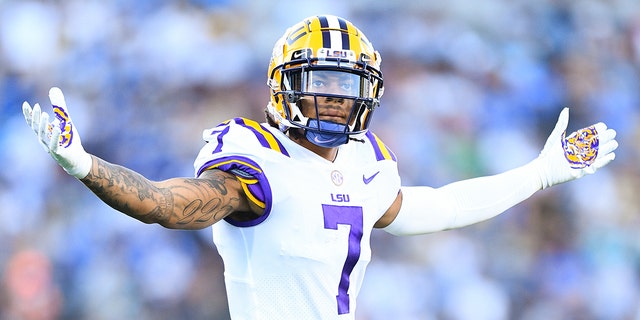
[23,87,92,179]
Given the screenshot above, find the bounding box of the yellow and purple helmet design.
[266,15,384,147]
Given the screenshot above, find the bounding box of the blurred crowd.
[1,0,639,319]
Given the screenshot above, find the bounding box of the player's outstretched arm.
[23,87,253,229]
[80,160,248,229]
[381,107,618,235]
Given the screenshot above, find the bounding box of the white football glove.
[535,107,618,189]
[23,87,92,179]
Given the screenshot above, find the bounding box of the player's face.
[299,71,360,125]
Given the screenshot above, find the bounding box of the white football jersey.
[194,118,401,319]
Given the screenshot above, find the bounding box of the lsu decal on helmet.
[562,126,599,169]
[266,15,384,147]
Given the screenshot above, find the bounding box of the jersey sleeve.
[193,118,289,226]
[363,130,402,216]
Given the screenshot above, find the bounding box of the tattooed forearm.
[172,178,238,226]
[80,158,172,223]
[79,156,243,229]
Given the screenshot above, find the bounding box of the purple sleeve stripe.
[365,131,397,162]
[196,156,272,227]
[233,118,290,157]
[243,182,266,209]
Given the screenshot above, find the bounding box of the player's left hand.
[22,87,92,179]
[535,107,618,189]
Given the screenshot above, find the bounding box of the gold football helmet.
[266,15,384,147]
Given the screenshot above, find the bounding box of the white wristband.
[64,152,93,179]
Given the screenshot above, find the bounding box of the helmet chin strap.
[306,119,349,148]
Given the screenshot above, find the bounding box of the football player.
[22,15,618,319]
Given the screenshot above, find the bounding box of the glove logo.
[562,126,598,169]
[53,105,73,148]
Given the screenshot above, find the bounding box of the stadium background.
[1,0,639,319]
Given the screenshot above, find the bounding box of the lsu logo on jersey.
[331,193,350,202]
[562,126,599,169]
[53,105,73,148]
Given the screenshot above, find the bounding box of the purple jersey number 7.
[322,204,364,315]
